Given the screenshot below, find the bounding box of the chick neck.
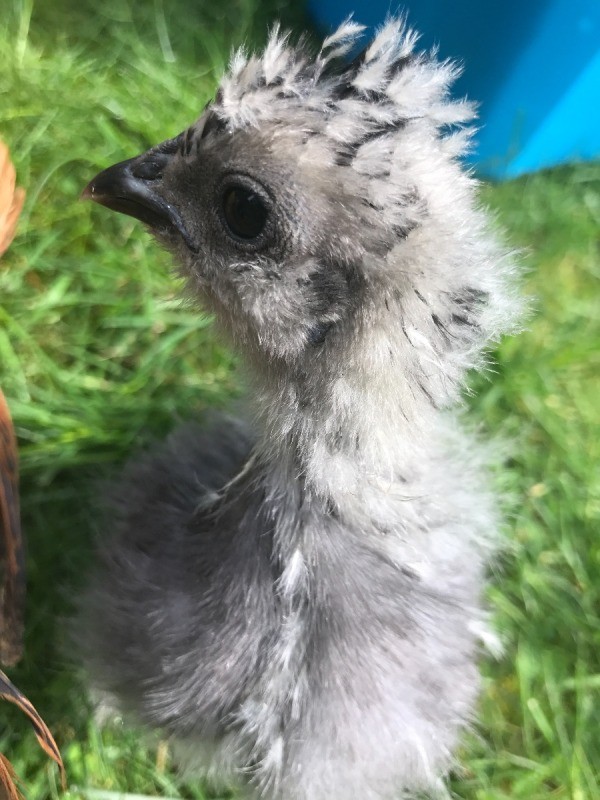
[246,318,445,508]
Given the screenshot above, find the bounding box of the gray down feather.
[78,17,523,800]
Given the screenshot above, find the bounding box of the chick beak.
[82,147,198,252]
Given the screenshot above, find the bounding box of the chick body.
[81,19,521,799]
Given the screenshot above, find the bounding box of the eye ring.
[216,174,273,249]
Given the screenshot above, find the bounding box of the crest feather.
[217,19,473,140]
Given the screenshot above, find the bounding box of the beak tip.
[80,182,95,202]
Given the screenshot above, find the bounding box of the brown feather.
[0,752,24,800]
[0,141,25,259]
[0,390,25,667]
[0,670,66,789]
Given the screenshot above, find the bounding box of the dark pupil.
[222,186,267,240]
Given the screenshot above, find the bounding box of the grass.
[0,1,598,798]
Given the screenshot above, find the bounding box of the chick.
[80,19,521,800]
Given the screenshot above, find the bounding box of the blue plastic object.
[307,0,600,178]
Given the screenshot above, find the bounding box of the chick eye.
[221,185,268,241]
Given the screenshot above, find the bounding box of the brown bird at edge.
[0,139,66,798]
[0,138,26,669]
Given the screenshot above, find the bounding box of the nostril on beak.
[130,153,171,181]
